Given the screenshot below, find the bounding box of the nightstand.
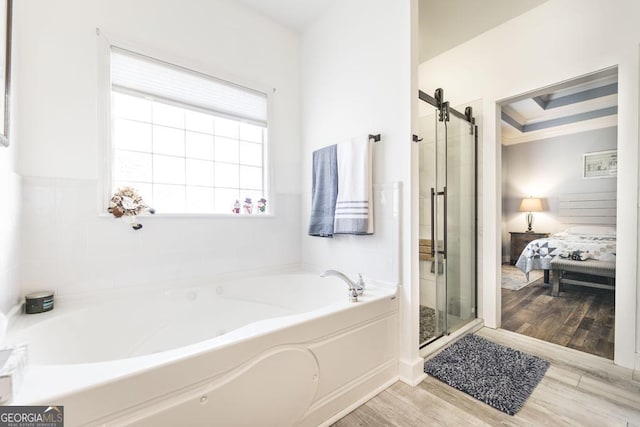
[509,231,549,265]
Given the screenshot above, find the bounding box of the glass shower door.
[418,110,446,346]
[443,111,476,333]
[433,109,448,338]
[419,94,476,348]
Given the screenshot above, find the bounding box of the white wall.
[0,37,20,315]
[14,0,302,297]
[0,142,20,315]
[419,0,639,368]
[300,0,415,380]
[502,126,617,259]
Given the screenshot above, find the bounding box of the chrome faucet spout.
[320,270,365,301]
[320,270,356,288]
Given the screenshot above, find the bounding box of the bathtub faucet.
[320,270,365,302]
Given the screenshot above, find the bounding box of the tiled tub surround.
[20,178,400,299]
[302,182,402,285]
[5,272,398,426]
[20,176,302,296]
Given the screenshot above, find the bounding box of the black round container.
[25,291,54,314]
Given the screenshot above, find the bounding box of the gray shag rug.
[424,334,550,415]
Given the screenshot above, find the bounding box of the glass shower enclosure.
[418,89,477,347]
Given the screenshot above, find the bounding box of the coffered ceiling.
[501,68,618,145]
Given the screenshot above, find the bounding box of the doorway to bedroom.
[499,67,618,360]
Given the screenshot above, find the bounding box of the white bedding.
[515,232,616,276]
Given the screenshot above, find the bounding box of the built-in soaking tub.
[4,272,398,426]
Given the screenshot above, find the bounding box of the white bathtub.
[4,272,399,426]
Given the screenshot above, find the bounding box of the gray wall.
[501,126,617,260]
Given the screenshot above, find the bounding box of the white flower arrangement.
[108,186,155,230]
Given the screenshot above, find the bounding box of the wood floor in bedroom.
[501,275,615,359]
[332,328,640,426]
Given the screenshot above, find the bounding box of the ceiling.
[235,0,336,32]
[236,0,609,146]
[501,68,618,145]
[238,0,548,48]
[418,0,548,63]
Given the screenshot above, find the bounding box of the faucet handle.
[355,273,365,296]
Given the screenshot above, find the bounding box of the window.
[109,47,269,214]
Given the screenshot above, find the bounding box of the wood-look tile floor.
[501,275,615,359]
[333,328,640,426]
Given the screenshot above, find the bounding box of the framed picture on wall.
[583,150,617,179]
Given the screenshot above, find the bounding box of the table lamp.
[519,197,543,232]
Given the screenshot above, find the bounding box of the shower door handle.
[430,187,435,257]
[432,187,447,259]
[442,186,447,259]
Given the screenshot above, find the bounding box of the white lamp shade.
[519,198,543,212]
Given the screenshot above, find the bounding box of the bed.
[514,228,616,278]
[513,192,617,283]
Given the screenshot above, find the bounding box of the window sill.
[98,213,275,220]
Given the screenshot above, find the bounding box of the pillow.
[558,250,591,261]
[571,250,591,261]
[565,225,616,236]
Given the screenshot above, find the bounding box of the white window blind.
[110,47,268,126]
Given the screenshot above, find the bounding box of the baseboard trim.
[398,357,428,386]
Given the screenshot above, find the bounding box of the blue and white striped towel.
[334,137,373,234]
